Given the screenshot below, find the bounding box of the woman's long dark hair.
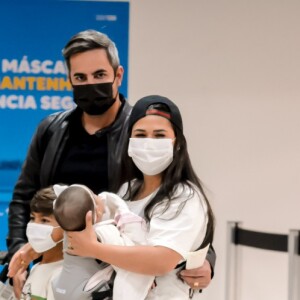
[114,121,215,247]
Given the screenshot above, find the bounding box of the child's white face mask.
[128,138,174,176]
[26,223,62,253]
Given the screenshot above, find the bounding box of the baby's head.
[53,184,103,231]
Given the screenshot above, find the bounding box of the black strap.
[233,227,288,252]
[92,289,112,300]
[175,260,186,269]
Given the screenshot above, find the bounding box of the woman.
[67,95,215,299]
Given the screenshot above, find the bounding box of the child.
[20,186,64,300]
[52,184,153,300]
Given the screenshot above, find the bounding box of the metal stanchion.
[225,221,241,300]
[288,230,300,300]
[225,222,299,300]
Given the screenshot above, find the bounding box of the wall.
[128,1,300,299]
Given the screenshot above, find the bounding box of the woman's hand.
[66,211,99,258]
[179,259,212,289]
[8,243,40,278]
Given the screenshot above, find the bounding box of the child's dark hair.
[30,186,56,215]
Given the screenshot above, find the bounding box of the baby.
[52,184,154,300]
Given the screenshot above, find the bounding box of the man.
[7,30,216,295]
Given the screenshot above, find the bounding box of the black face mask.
[73,82,117,115]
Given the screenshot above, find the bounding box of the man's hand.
[7,243,40,278]
[12,268,28,299]
[179,259,212,289]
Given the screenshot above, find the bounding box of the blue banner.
[0,0,129,250]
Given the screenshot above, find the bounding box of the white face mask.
[26,222,61,253]
[128,138,174,176]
